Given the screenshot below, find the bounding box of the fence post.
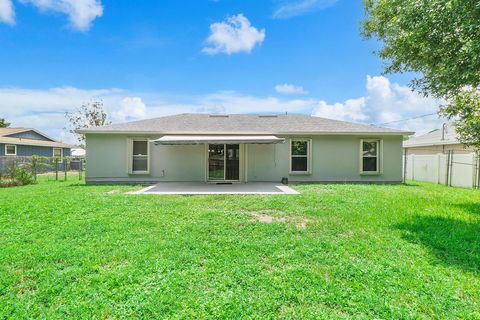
[54,157,59,181]
[79,160,83,181]
[64,158,68,181]
[437,154,441,185]
[31,155,38,182]
[448,150,454,187]
[476,151,480,189]
[445,151,451,186]
[403,149,407,183]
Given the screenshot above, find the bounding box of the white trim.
[5,144,16,156]
[360,139,382,175]
[204,144,208,182]
[52,147,63,163]
[244,144,249,183]
[289,138,312,175]
[0,139,73,148]
[129,139,150,175]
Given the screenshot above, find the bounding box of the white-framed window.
[130,139,150,174]
[360,139,381,174]
[53,147,63,163]
[5,144,16,156]
[290,138,312,174]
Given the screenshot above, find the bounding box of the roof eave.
[0,140,75,149]
[78,129,413,136]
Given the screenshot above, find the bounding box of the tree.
[65,101,111,144]
[362,0,480,149]
[0,118,10,128]
[440,89,480,150]
[362,0,480,98]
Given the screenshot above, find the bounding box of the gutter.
[77,130,414,137]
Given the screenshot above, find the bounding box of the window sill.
[360,172,382,176]
[289,171,311,175]
[130,171,150,175]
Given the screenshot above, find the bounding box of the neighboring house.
[0,128,74,159]
[403,124,475,155]
[403,124,479,188]
[79,114,412,185]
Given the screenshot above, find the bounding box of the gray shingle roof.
[404,124,459,147]
[78,113,412,135]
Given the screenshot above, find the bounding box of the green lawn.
[0,178,479,319]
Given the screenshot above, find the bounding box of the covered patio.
[130,182,299,195]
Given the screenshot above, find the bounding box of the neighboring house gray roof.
[403,124,460,148]
[0,128,76,148]
[78,113,413,135]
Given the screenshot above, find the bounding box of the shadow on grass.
[395,215,480,273]
[454,202,480,216]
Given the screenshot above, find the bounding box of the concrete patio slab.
[130,182,299,195]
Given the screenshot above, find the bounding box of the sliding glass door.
[208,144,240,181]
[225,144,240,180]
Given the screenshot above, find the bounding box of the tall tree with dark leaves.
[65,101,111,145]
[362,0,480,149]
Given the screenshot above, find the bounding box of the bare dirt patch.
[246,209,308,229]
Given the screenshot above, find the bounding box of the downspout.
[403,148,408,183]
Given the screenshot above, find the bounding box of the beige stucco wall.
[85,133,404,184]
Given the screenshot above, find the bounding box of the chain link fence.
[0,156,85,185]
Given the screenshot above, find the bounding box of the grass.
[0,177,479,319]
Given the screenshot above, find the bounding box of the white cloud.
[273,0,338,19]
[275,83,307,94]
[202,14,266,55]
[17,0,103,31]
[0,0,15,25]
[312,75,445,135]
[0,87,314,144]
[0,76,445,145]
[314,98,368,123]
[111,97,147,123]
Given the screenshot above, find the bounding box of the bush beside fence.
[0,156,85,187]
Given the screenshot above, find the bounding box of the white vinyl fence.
[404,152,480,189]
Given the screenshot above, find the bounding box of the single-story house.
[79,113,413,185]
[403,124,479,188]
[0,128,74,159]
[404,124,475,155]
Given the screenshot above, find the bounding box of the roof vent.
[258,115,278,118]
[209,114,229,118]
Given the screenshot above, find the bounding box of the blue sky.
[0,0,443,144]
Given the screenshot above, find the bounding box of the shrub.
[13,166,36,186]
[0,164,36,188]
